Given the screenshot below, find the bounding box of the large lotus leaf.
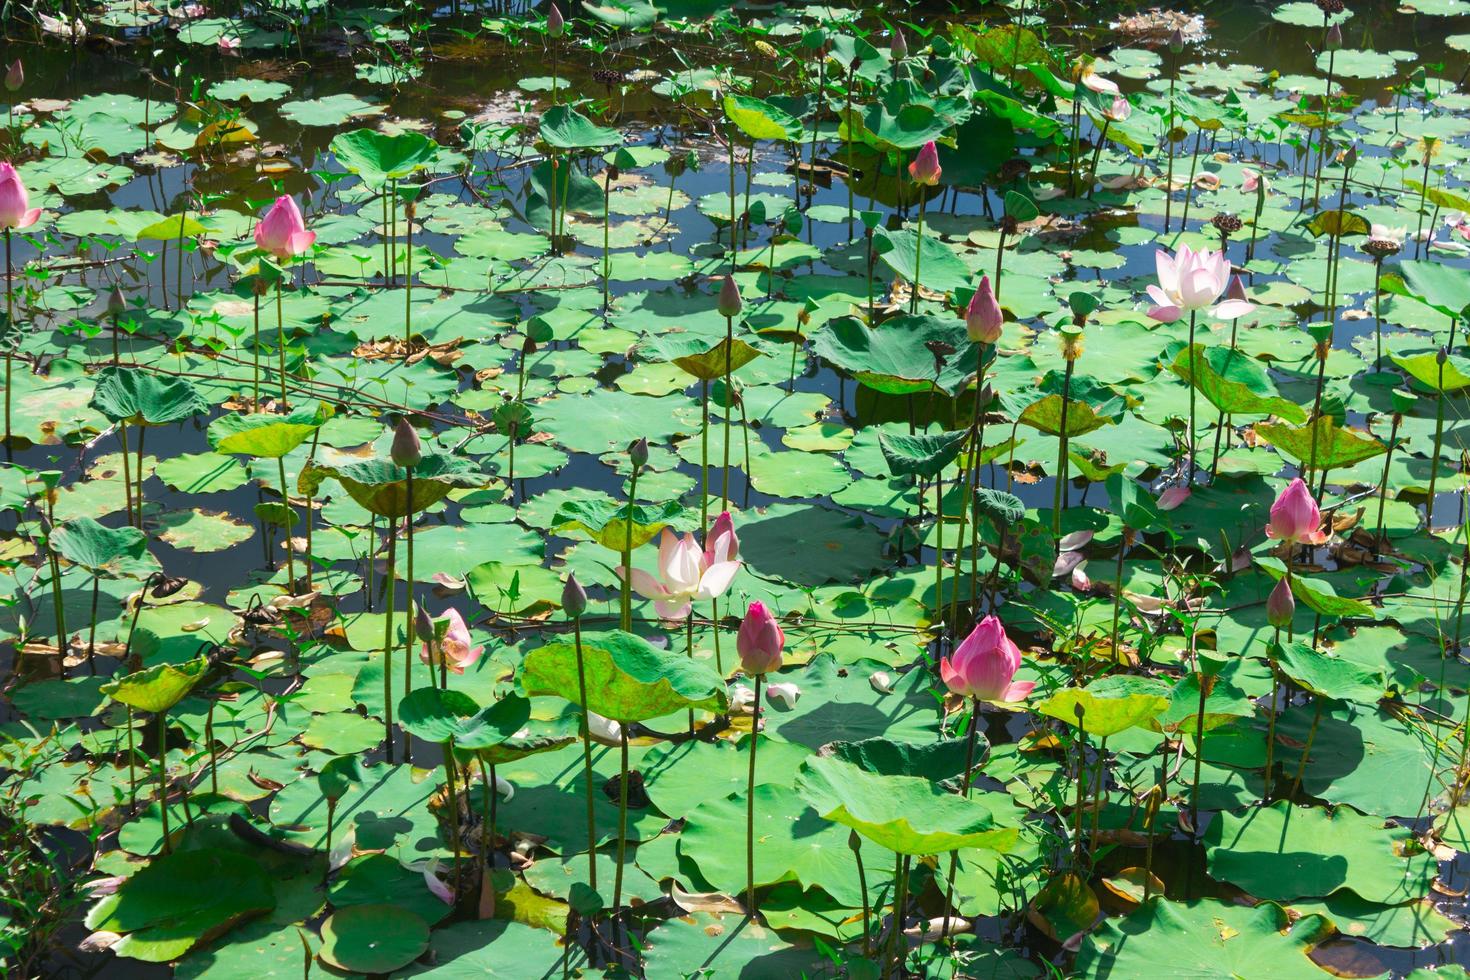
[878,428,970,479]
[1253,418,1385,470]
[642,912,827,978]
[50,517,147,573]
[135,213,209,242]
[101,657,208,713]
[398,687,532,748]
[1075,898,1335,980]
[1170,345,1307,422]
[1204,801,1436,904]
[84,848,275,963]
[1274,641,1387,702]
[318,904,429,974]
[724,94,802,143]
[795,754,1017,855]
[811,315,979,395]
[540,105,621,150]
[327,454,483,518]
[1392,350,1470,393]
[329,128,438,183]
[395,920,567,978]
[1036,676,1172,737]
[520,629,728,722]
[1384,259,1470,321]
[876,227,974,295]
[88,367,209,426]
[206,403,333,459]
[644,334,764,381]
[551,497,689,550]
[1256,557,1377,620]
[679,783,876,907]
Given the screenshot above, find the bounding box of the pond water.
[4,0,1470,977]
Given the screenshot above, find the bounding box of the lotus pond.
[9,0,1470,977]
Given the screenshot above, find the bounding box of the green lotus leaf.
[644,334,765,381]
[794,754,1018,855]
[318,903,429,974]
[84,848,275,963]
[520,629,728,722]
[50,517,147,573]
[723,94,803,143]
[206,402,334,459]
[1253,418,1385,471]
[1035,676,1171,737]
[325,453,483,518]
[1391,351,1470,393]
[811,314,979,395]
[1272,640,1388,703]
[551,497,689,550]
[101,656,208,713]
[540,104,622,150]
[329,128,439,184]
[1170,345,1307,422]
[88,367,209,426]
[134,213,208,242]
[878,428,970,478]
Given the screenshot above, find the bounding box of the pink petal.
[17,208,39,229]
[695,560,741,599]
[1212,299,1254,320]
[621,567,670,601]
[1148,304,1182,323]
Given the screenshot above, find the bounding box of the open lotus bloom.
[254,194,315,261]
[0,162,41,231]
[1265,477,1329,546]
[1146,244,1254,323]
[617,527,740,620]
[419,607,484,674]
[1369,223,1407,247]
[1079,66,1119,94]
[1241,168,1268,193]
[940,615,1034,703]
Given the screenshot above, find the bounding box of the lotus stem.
[700,379,710,532]
[620,465,638,633]
[887,854,910,978]
[613,723,630,915]
[573,616,597,890]
[1054,356,1076,531]
[120,421,133,527]
[1186,311,1198,484]
[852,830,870,956]
[275,279,288,410]
[382,519,397,764]
[941,699,980,940]
[911,196,925,314]
[252,292,260,411]
[277,455,295,593]
[1288,697,1325,800]
[157,710,170,854]
[1264,629,1280,801]
[444,737,461,900]
[1428,363,1447,530]
[746,673,761,917]
[1373,412,1401,553]
[722,314,734,508]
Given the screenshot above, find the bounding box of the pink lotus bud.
[391,416,422,468]
[1325,24,1342,51]
[1265,478,1329,545]
[629,436,649,470]
[1169,28,1185,53]
[547,1,565,36]
[1266,577,1295,630]
[106,283,127,318]
[939,615,1034,703]
[1157,486,1191,511]
[737,601,785,675]
[705,510,739,565]
[717,274,743,318]
[253,194,315,262]
[965,275,1003,345]
[562,572,587,618]
[0,162,41,231]
[1226,274,1249,305]
[890,27,907,59]
[5,60,22,93]
[414,601,436,644]
[908,140,942,187]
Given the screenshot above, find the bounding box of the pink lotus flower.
[1265,478,1329,546]
[0,163,41,231]
[5,60,22,92]
[1266,577,1295,629]
[965,275,1003,345]
[1157,486,1191,511]
[717,274,742,318]
[419,607,484,675]
[909,140,942,187]
[547,1,565,36]
[940,615,1033,703]
[617,527,740,620]
[218,34,241,51]
[1146,244,1254,323]
[705,510,739,565]
[254,194,315,261]
[737,601,784,675]
[1080,65,1119,95]
[1242,168,1268,194]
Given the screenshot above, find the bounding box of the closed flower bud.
[5,59,22,93]
[415,602,436,644]
[562,572,588,619]
[717,274,743,318]
[965,275,1003,345]
[1325,24,1342,50]
[1169,28,1185,53]
[1267,577,1295,630]
[890,27,908,59]
[547,2,564,36]
[629,437,649,470]
[737,601,785,675]
[391,416,423,469]
[106,283,127,318]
